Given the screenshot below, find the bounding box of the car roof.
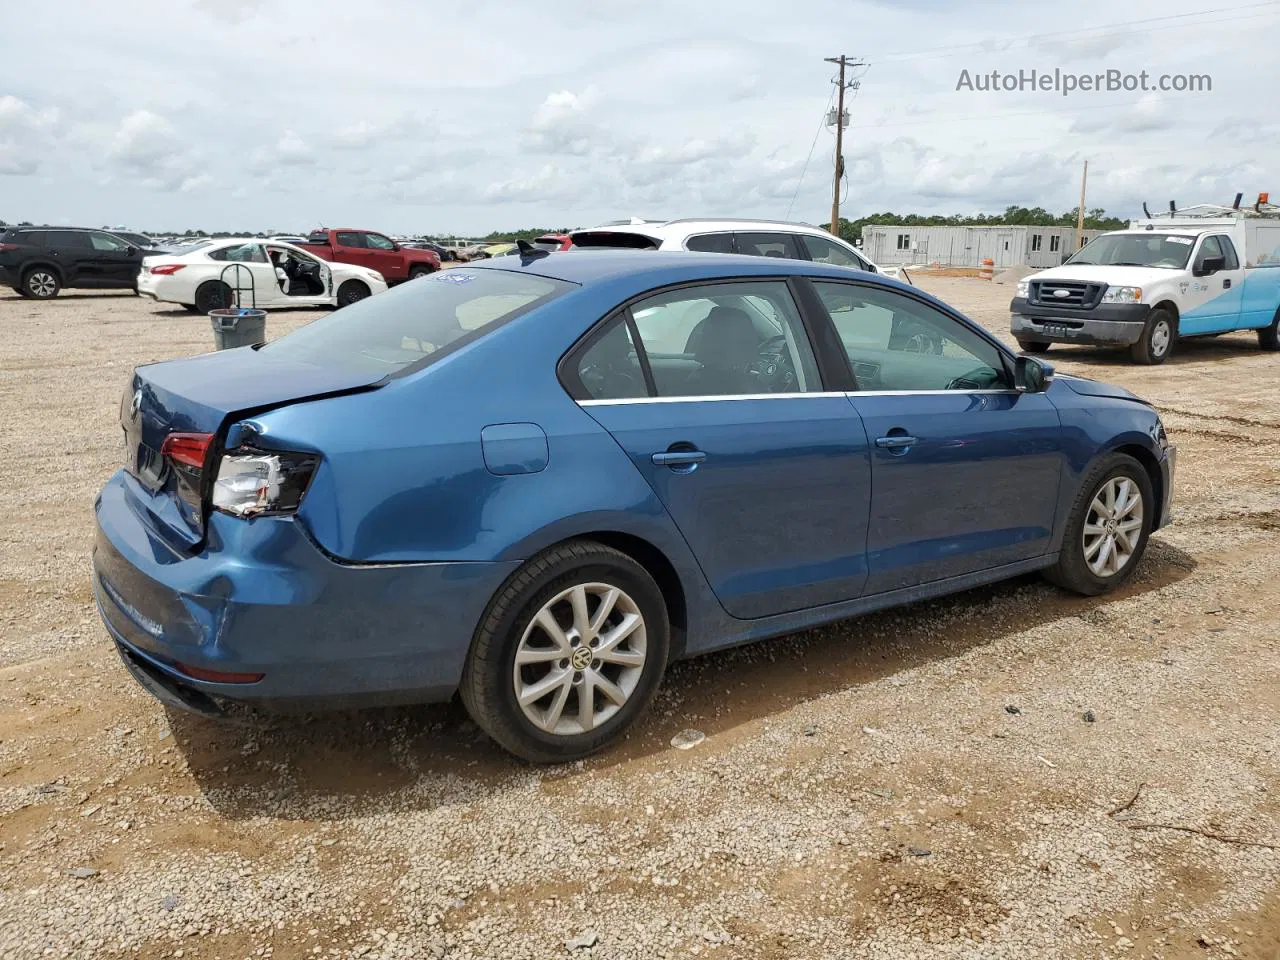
[576,218,835,238]
[464,248,898,287]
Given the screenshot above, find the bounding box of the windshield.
[259,269,574,375]
[1067,233,1195,269]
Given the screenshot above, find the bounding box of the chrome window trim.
[579,392,847,406]
[578,388,1021,406]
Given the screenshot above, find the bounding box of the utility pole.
[824,55,864,237]
[1074,159,1089,252]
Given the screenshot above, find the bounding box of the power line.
[872,2,1280,64]
[845,90,1215,130]
[783,85,836,221]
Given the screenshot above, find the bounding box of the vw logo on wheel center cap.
[571,647,593,670]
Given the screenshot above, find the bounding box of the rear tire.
[1044,452,1153,596]
[460,541,670,763]
[193,280,232,314]
[23,268,60,299]
[1259,310,1280,352]
[1130,308,1175,365]
[1016,338,1051,354]
[336,279,370,307]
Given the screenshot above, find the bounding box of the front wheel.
[1016,338,1051,354]
[1044,453,1153,596]
[336,279,370,307]
[1130,308,1175,365]
[460,541,669,763]
[407,265,433,280]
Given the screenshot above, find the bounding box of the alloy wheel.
[28,272,57,297]
[513,581,647,736]
[1082,476,1144,577]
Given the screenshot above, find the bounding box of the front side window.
[89,232,130,252]
[625,281,821,397]
[208,243,267,263]
[261,269,572,376]
[1218,236,1240,270]
[733,232,802,260]
[685,233,735,254]
[800,234,866,269]
[364,233,396,250]
[814,282,1010,392]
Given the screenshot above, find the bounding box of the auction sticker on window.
[1166,236,1194,244]
[430,273,477,283]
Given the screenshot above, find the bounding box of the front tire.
[1259,310,1280,352]
[460,541,670,763]
[407,265,433,280]
[336,279,370,307]
[1044,453,1153,596]
[1016,338,1051,354]
[193,280,232,314]
[1130,308,1175,365]
[23,268,60,299]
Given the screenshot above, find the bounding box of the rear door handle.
[652,450,707,466]
[875,435,917,450]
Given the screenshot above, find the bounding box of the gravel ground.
[1,278,1278,960]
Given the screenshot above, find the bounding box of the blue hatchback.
[93,250,1175,761]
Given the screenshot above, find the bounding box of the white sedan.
[137,238,388,313]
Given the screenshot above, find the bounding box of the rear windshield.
[1068,233,1195,269]
[570,231,660,250]
[259,269,574,376]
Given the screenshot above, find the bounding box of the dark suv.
[0,227,153,299]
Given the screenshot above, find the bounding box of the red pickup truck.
[297,229,440,284]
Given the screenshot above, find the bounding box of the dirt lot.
[2,278,1278,960]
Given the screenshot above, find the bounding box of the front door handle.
[875,435,917,450]
[1224,278,1232,289]
[652,450,707,467]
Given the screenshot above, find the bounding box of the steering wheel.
[946,366,997,391]
[750,334,796,391]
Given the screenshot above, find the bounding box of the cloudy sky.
[1,0,1275,235]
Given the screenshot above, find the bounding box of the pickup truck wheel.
[1129,308,1175,365]
[193,280,232,314]
[1043,452,1153,596]
[1259,310,1280,352]
[1016,338,1051,354]
[408,265,434,280]
[336,279,370,307]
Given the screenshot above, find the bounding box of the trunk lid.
[121,347,385,547]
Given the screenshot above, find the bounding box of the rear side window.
[48,231,91,250]
[260,269,574,376]
[335,232,366,248]
[686,233,735,254]
[208,243,267,263]
[801,234,868,270]
[575,320,646,400]
[734,232,802,260]
[16,231,47,246]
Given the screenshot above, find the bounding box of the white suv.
[569,218,911,283]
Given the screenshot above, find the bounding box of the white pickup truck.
[1010,199,1280,364]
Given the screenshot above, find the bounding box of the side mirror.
[1015,355,1053,393]
[1195,255,1225,277]
[127,246,138,256]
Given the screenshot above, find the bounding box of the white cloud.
[0,96,60,176]
[104,110,202,191]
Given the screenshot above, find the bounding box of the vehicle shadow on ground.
[171,538,1196,821]
[1043,333,1265,368]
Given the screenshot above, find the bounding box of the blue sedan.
[93,250,1175,761]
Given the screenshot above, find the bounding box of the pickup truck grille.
[1029,280,1103,309]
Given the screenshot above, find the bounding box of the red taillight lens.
[0,243,18,252]
[160,432,213,469]
[150,264,185,275]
